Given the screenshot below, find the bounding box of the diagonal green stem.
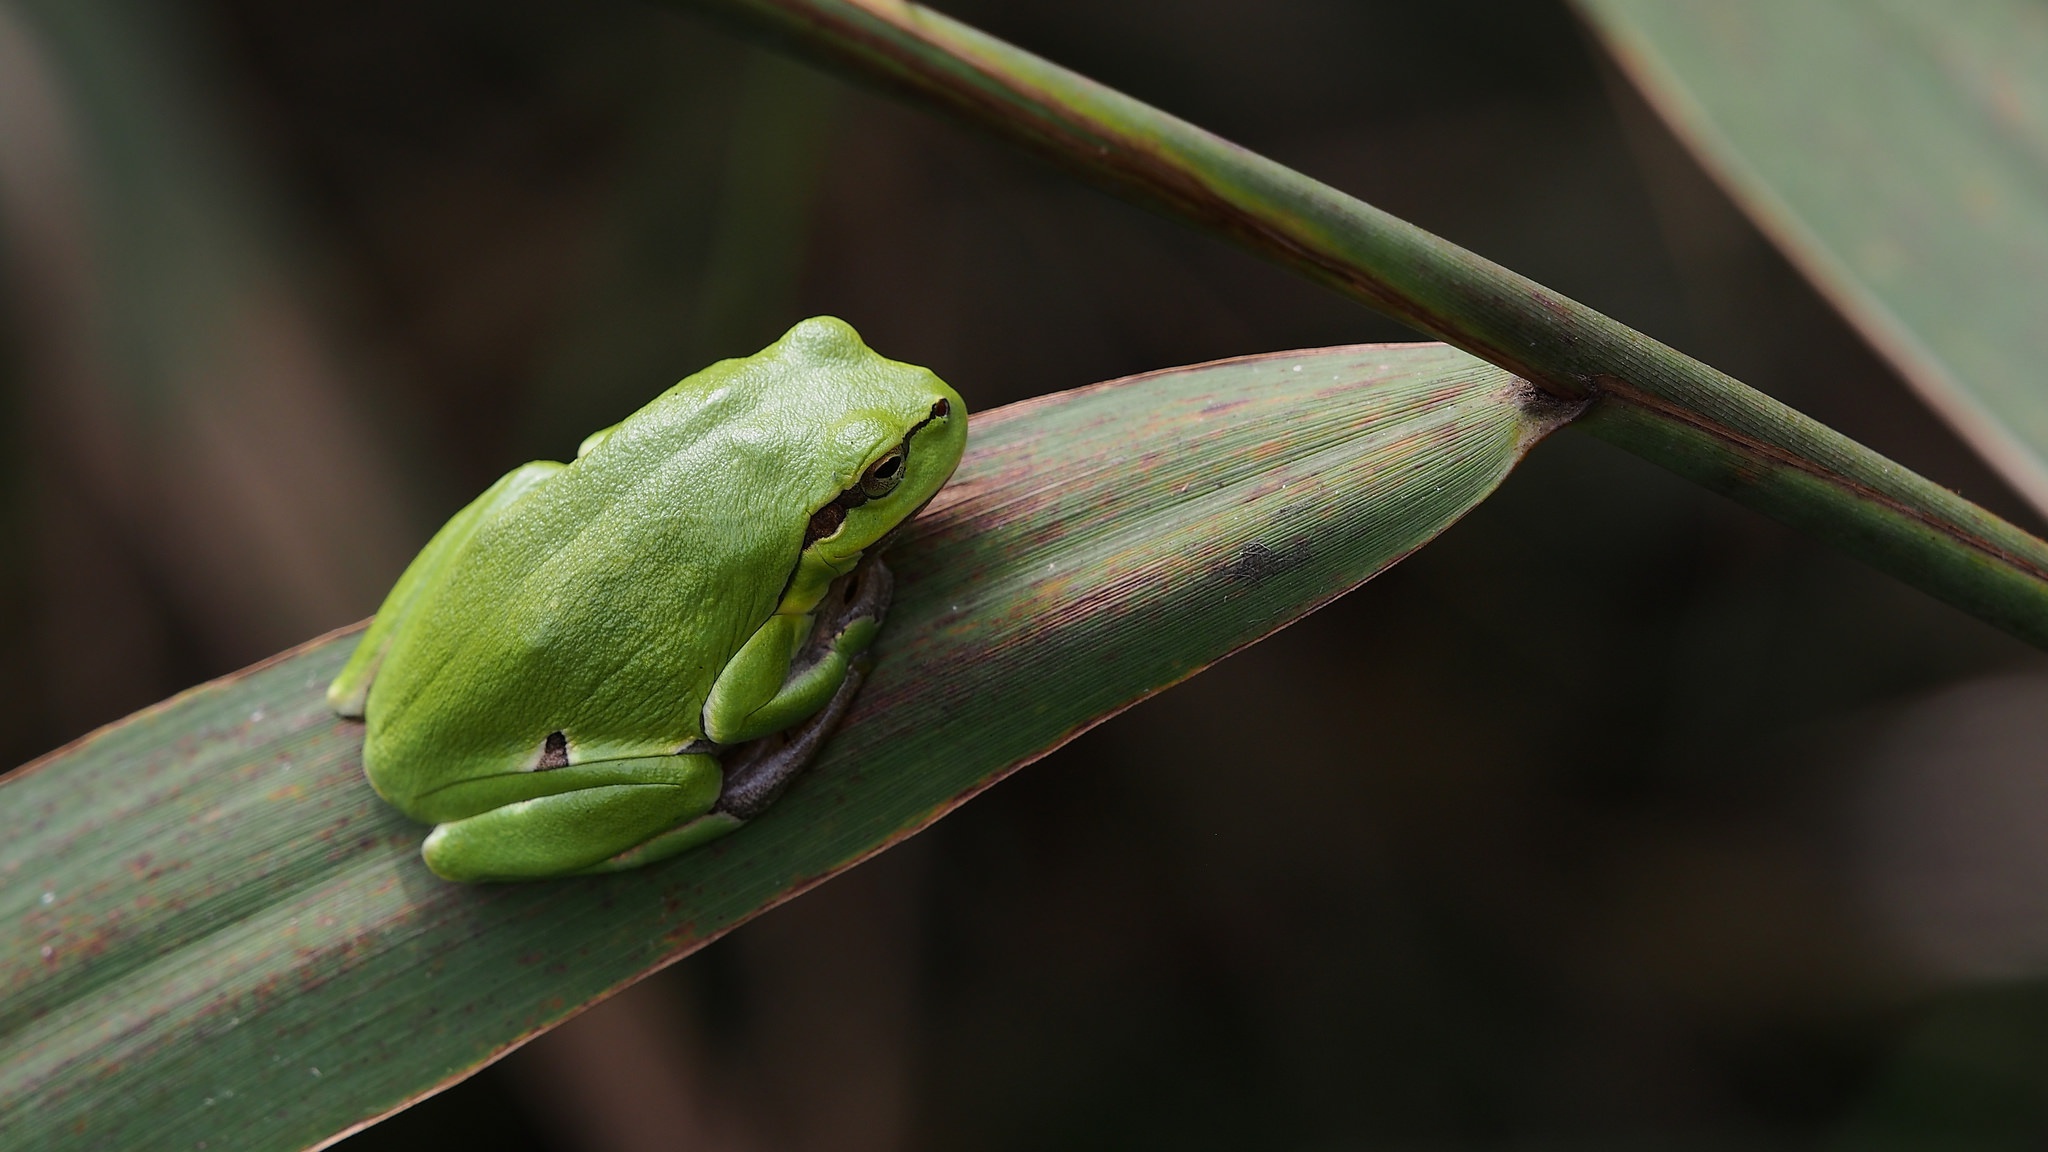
[673,0,2048,647]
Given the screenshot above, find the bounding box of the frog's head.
[771,316,966,614]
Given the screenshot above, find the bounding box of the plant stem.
[676,0,2048,647]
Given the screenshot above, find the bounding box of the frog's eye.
[804,502,845,547]
[860,447,906,499]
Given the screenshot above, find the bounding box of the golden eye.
[860,448,905,499]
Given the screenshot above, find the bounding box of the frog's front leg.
[422,754,722,881]
[584,566,889,876]
[715,652,869,818]
[701,557,892,745]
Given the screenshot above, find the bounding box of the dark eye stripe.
[804,502,846,547]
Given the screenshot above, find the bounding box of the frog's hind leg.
[425,753,722,881]
[574,671,863,876]
[575,665,865,876]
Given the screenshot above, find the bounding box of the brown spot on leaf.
[1216,539,1313,584]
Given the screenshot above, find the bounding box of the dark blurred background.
[6,0,2048,1148]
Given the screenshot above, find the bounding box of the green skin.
[328,317,966,882]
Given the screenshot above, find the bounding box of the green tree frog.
[327,317,966,882]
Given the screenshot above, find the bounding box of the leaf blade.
[0,343,1561,1151]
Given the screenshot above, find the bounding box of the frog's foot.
[576,809,745,874]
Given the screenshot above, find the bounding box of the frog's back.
[365,319,894,783]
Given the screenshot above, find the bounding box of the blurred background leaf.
[1578,0,2048,516]
[5,0,2048,1149]
[520,47,838,449]
[0,0,425,700]
[1571,11,2048,1143]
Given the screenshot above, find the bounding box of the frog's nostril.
[932,398,950,419]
